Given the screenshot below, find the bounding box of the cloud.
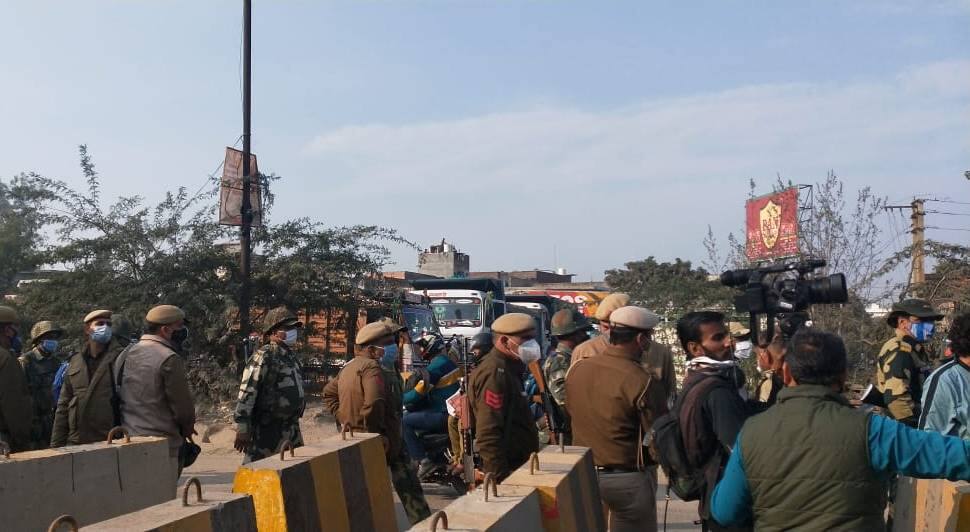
[299,60,970,277]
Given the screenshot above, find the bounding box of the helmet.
[469,332,493,354]
[262,307,302,334]
[30,321,64,345]
[415,332,445,360]
[550,309,592,337]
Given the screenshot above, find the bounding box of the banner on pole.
[745,187,799,262]
[219,147,262,226]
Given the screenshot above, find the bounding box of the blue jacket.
[403,354,461,414]
[711,408,970,527]
[919,357,970,440]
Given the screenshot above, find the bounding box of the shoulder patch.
[485,389,503,410]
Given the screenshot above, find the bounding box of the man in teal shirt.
[920,312,970,439]
[403,334,461,478]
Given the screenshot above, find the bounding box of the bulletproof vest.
[740,385,886,530]
[118,338,181,448]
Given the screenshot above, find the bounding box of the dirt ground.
[187,399,701,530]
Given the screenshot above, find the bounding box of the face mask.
[90,325,112,345]
[381,344,399,368]
[734,340,753,359]
[911,322,935,342]
[171,327,189,345]
[10,333,23,353]
[41,339,59,354]
[514,339,542,364]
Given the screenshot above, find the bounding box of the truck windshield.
[432,298,483,327]
[402,307,439,341]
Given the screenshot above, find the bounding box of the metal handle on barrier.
[341,423,354,440]
[529,452,540,475]
[482,473,499,502]
[560,439,565,453]
[429,510,449,531]
[106,426,130,444]
[182,477,203,506]
[47,515,79,532]
[279,441,295,460]
[0,441,10,459]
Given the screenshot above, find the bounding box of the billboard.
[745,187,799,262]
[517,290,609,318]
[219,147,262,226]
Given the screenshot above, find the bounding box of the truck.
[410,278,507,345]
[505,288,610,318]
[505,294,572,355]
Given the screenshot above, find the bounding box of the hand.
[233,431,251,453]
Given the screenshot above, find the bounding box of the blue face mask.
[911,322,935,342]
[41,339,59,354]
[10,334,22,353]
[90,325,113,345]
[380,344,399,369]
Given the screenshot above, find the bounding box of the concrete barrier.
[893,477,970,532]
[232,430,396,532]
[503,445,606,532]
[408,474,542,531]
[70,477,257,531]
[0,428,175,532]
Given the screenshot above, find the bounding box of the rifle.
[457,337,476,490]
[527,360,563,446]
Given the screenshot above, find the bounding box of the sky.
[1,1,968,280]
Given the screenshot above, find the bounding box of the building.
[468,269,574,287]
[417,239,470,278]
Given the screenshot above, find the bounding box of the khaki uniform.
[468,349,539,482]
[568,335,677,401]
[19,347,61,449]
[567,334,607,373]
[0,346,32,452]
[51,340,125,447]
[876,330,923,426]
[323,355,431,524]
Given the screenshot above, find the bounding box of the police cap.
[355,321,395,346]
[83,309,112,324]
[594,293,630,321]
[145,305,185,325]
[30,321,64,345]
[891,299,944,321]
[491,313,536,336]
[0,306,18,325]
[610,306,660,332]
[550,309,592,337]
[262,307,302,334]
[379,317,407,333]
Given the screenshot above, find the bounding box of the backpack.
[51,361,70,408]
[651,375,727,501]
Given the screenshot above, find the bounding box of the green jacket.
[51,340,124,447]
[740,385,886,531]
[0,347,32,451]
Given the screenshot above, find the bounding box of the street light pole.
[239,0,253,353]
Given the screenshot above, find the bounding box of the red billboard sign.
[219,147,262,226]
[745,188,799,261]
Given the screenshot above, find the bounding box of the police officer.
[323,320,431,525]
[544,308,592,444]
[19,320,64,449]
[568,292,630,371]
[234,307,306,463]
[876,299,944,426]
[566,306,668,532]
[468,312,540,482]
[0,306,31,452]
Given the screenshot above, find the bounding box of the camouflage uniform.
[235,340,306,463]
[18,321,64,449]
[876,330,922,426]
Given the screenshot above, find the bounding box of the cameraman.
[711,329,970,530]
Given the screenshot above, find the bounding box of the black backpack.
[651,376,724,501]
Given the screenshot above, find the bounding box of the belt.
[595,466,639,474]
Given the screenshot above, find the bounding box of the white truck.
[410,278,507,345]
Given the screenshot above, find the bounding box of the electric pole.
[884,199,926,292]
[239,0,253,347]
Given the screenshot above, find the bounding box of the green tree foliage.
[0,173,56,292]
[604,257,735,320]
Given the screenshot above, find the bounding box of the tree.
[0,173,55,292]
[604,257,735,321]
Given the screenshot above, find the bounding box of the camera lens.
[807,273,848,304]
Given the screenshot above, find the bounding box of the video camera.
[720,259,848,345]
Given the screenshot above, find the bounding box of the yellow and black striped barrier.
[232,431,396,532]
[69,477,256,531]
[503,446,606,532]
[409,474,543,531]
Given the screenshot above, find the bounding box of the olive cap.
[30,321,64,345]
[0,306,18,324]
[550,309,592,337]
[145,305,185,325]
[610,306,660,332]
[491,313,537,336]
[892,299,944,321]
[594,293,630,321]
[355,321,395,346]
[83,309,112,324]
[262,307,302,334]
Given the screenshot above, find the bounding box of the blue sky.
[2,1,968,280]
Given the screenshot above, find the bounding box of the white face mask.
[283,329,299,346]
[515,339,542,364]
[734,340,753,359]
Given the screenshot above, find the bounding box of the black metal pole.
[239,0,253,354]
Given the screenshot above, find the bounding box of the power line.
[926,226,970,232]
[927,199,970,206]
[926,210,970,217]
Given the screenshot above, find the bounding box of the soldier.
[544,308,592,444]
[876,299,944,427]
[51,310,126,447]
[0,306,32,452]
[323,320,431,525]
[567,306,668,532]
[19,320,64,449]
[116,305,196,477]
[233,307,306,463]
[468,312,540,482]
